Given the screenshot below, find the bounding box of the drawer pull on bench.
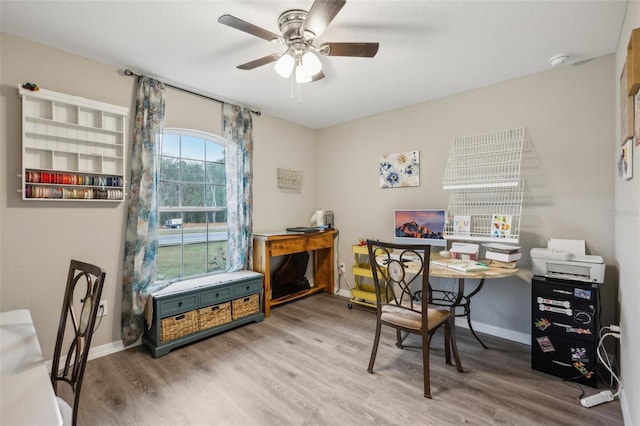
[178,301,183,306]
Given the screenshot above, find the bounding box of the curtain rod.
[122,69,261,116]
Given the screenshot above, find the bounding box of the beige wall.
[614,2,639,424]
[0,34,318,358]
[0,34,136,358]
[318,54,616,341]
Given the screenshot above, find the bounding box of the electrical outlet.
[338,262,345,275]
[99,300,108,316]
[619,321,622,345]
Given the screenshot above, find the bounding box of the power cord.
[334,231,353,293]
[579,326,622,408]
[597,331,622,398]
[93,305,105,333]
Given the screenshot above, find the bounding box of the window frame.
[155,128,230,284]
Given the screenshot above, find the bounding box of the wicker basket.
[160,310,199,343]
[232,294,260,320]
[198,302,232,330]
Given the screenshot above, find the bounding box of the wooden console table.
[253,229,338,317]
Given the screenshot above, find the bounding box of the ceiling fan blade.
[319,42,379,57]
[237,54,281,70]
[218,14,283,43]
[311,71,326,82]
[300,0,346,39]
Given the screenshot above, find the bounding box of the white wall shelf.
[443,128,525,243]
[18,87,128,201]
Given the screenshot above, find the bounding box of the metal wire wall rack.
[443,128,525,243]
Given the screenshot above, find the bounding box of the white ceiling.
[0,0,629,129]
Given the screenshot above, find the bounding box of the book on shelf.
[482,242,521,254]
[485,250,522,262]
[487,259,518,269]
[431,259,488,272]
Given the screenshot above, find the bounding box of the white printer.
[530,239,605,283]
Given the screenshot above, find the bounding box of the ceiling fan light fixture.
[301,50,322,76]
[274,53,294,78]
[295,64,313,83]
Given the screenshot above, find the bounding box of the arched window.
[156,128,228,282]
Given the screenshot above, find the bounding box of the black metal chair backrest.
[367,240,429,312]
[51,260,106,426]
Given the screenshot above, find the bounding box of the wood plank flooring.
[80,294,623,425]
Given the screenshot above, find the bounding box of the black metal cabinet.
[531,276,600,387]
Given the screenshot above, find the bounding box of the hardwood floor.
[80,293,623,425]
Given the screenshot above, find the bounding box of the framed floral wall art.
[379,150,419,188]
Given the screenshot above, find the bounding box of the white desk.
[1,309,63,426]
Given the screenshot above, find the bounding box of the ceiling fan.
[218,0,379,83]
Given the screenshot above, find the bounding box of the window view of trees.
[156,130,229,282]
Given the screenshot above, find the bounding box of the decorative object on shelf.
[618,139,633,180]
[491,214,513,238]
[18,86,128,202]
[276,168,303,193]
[442,128,524,243]
[21,82,39,91]
[452,215,471,237]
[379,150,419,188]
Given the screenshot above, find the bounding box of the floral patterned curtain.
[223,103,254,271]
[121,77,165,346]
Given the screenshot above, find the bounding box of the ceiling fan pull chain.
[289,72,294,100]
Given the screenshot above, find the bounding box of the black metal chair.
[51,260,106,426]
[366,240,463,398]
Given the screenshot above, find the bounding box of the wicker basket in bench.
[232,294,260,320]
[198,302,232,330]
[160,310,199,343]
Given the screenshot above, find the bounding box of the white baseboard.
[335,288,351,298]
[46,338,140,370]
[454,317,531,345]
[619,389,631,426]
[88,338,140,361]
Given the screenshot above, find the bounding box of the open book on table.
[431,259,489,272]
